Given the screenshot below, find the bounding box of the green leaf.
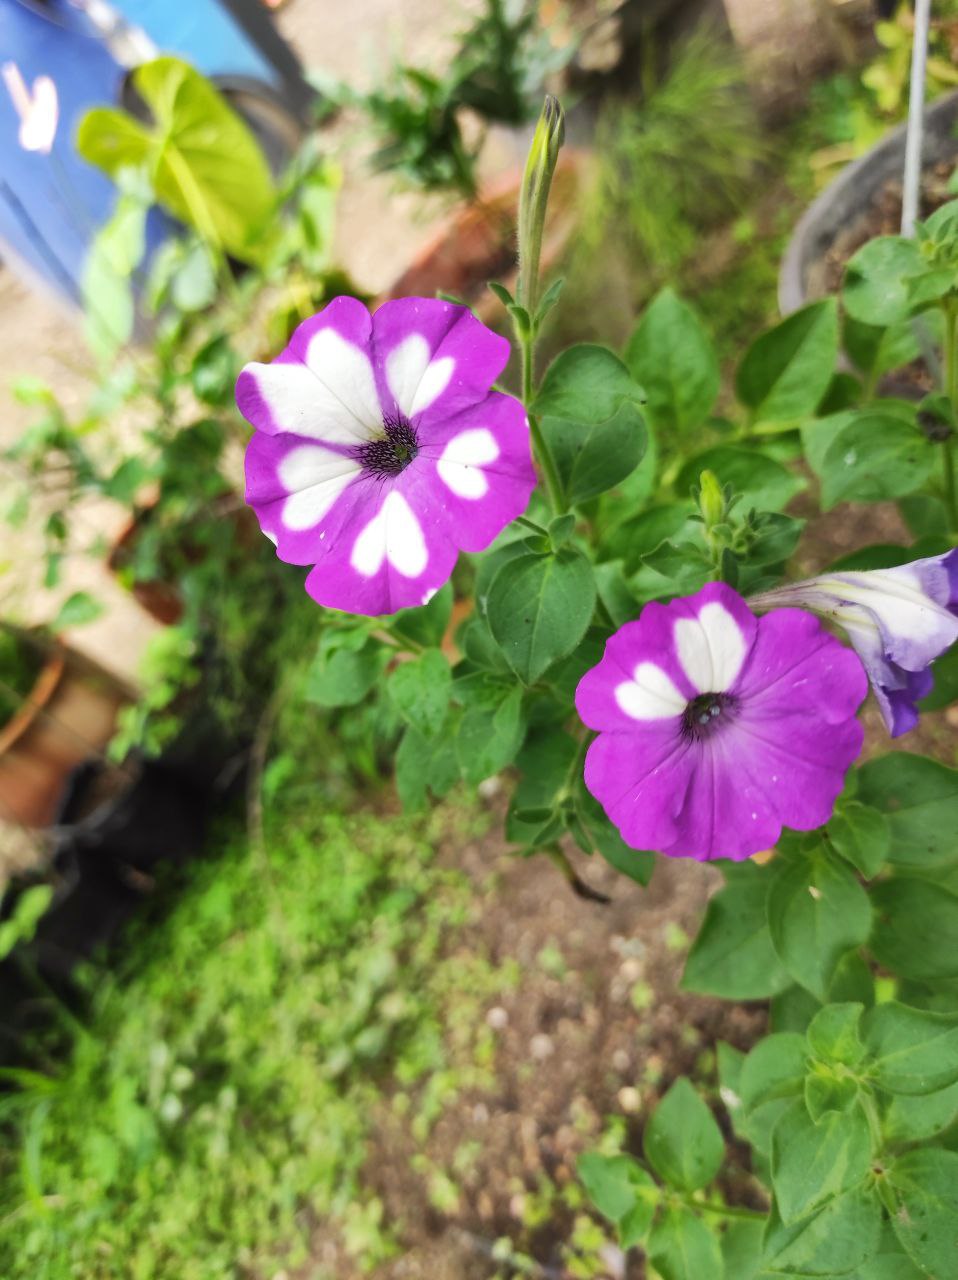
[624,287,719,434]
[919,641,958,711]
[575,789,655,885]
[637,540,711,600]
[305,639,383,707]
[807,1003,866,1067]
[78,57,276,264]
[643,1078,724,1192]
[770,1099,872,1224]
[883,1079,958,1143]
[843,236,926,327]
[0,885,54,961]
[50,591,105,631]
[534,343,645,423]
[486,548,596,684]
[740,1034,808,1115]
[720,1220,767,1280]
[593,560,639,629]
[898,493,950,539]
[535,346,647,505]
[454,678,525,786]
[761,1185,882,1276]
[647,1205,724,1280]
[674,446,804,513]
[82,181,149,360]
[766,850,872,1001]
[857,754,958,870]
[862,1002,958,1095]
[601,502,694,574]
[682,865,792,1000]
[826,802,890,879]
[869,877,958,981]
[395,724,460,810]
[506,730,577,845]
[887,1149,958,1278]
[387,649,451,738]
[190,334,237,407]
[852,1248,927,1280]
[740,1030,823,1157]
[843,315,921,382]
[736,300,838,425]
[577,1152,658,1247]
[542,400,647,506]
[816,413,935,509]
[805,1070,859,1122]
[389,582,453,650]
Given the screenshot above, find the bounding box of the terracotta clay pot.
[381,153,582,323]
[108,497,258,627]
[0,639,131,829]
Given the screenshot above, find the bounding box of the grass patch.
[0,769,503,1278]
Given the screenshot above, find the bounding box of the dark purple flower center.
[682,692,737,741]
[356,414,419,476]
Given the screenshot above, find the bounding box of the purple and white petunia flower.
[750,549,958,738]
[237,296,536,616]
[575,583,867,862]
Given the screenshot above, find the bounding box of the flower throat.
[357,414,419,476]
[682,692,736,741]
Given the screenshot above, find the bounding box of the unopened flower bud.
[697,469,725,528]
[517,96,565,317]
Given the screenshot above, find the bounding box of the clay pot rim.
[0,637,67,758]
[377,149,585,307]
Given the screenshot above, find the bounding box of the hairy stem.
[521,335,564,514]
[943,305,958,531]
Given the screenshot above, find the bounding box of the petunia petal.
[244,432,362,565]
[236,296,381,444]
[583,725,694,853]
[412,392,536,554]
[675,599,749,694]
[372,297,510,425]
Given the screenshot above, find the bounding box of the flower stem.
[942,304,958,532]
[681,1196,765,1221]
[520,333,565,514]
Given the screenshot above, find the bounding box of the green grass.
[0,763,503,1278]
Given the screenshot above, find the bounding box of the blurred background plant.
[580,25,764,285]
[318,0,572,200]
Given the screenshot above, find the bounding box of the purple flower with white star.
[237,296,536,616]
[575,583,867,862]
[750,549,958,738]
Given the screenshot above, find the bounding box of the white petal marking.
[351,491,428,579]
[278,444,360,532]
[437,428,499,500]
[675,602,747,693]
[411,355,454,415]
[615,662,685,721]
[386,333,455,418]
[303,326,382,439]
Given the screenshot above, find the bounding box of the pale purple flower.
[237,296,535,616]
[575,584,867,862]
[751,550,958,738]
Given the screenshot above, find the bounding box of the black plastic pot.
[779,91,958,316]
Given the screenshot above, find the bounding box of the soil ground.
[304,816,765,1280]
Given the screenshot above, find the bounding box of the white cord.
[901,0,933,236]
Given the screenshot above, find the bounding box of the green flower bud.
[698,469,726,528]
[517,95,565,318]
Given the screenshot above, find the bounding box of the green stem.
[682,1196,766,1222]
[942,306,958,532]
[860,1089,885,1154]
[520,334,564,515]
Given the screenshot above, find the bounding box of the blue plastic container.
[0,0,310,307]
